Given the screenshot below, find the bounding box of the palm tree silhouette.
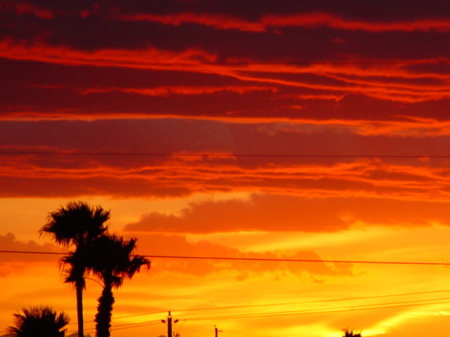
[7,306,70,337]
[87,234,150,337]
[39,201,110,337]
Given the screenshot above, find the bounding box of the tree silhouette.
[40,201,110,337]
[342,328,362,337]
[87,234,150,337]
[7,306,69,337]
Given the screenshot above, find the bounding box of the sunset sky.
[2,1,450,337]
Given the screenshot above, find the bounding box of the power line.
[186,298,450,322]
[0,250,65,255]
[93,310,167,321]
[77,295,450,333]
[5,249,446,334]
[185,296,450,321]
[144,254,450,266]
[111,321,162,332]
[95,288,450,323]
[80,320,161,334]
[173,289,450,312]
[1,249,450,266]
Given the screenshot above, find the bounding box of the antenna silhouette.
[215,325,223,337]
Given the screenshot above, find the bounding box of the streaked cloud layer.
[2,0,450,120]
[1,1,450,337]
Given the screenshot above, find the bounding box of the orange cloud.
[250,117,450,138]
[124,194,450,234]
[0,232,61,276]
[125,233,353,280]
[353,118,450,137]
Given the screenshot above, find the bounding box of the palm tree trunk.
[95,281,115,337]
[76,281,84,337]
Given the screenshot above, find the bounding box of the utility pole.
[214,325,223,337]
[162,311,179,337]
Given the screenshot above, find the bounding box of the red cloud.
[262,13,450,32]
[1,152,448,199]
[80,85,278,96]
[1,32,450,120]
[0,39,218,68]
[117,11,450,33]
[2,115,450,200]
[118,12,265,32]
[4,1,54,19]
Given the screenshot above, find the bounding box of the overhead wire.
[88,288,450,323]
[73,295,450,333]
[1,249,450,266]
[144,254,450,266]
[185,297,450,321]
[5,245,450,331]
[174,318,187,337]
[3,250,450,332]
[171,288,450,312]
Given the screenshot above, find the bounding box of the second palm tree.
[87,234,150,337]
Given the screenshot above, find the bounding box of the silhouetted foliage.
[7,306,69,337]
[87,234,150,337]
[342,328,362,337]
[39,201,110,337]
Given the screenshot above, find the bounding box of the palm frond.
[7,306,69,337]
